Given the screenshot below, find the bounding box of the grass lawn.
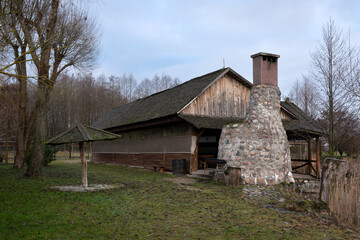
[0,160,356,239]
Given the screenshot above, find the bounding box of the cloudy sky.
[89,0,360,96]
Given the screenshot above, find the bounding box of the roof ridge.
[93,68,230,129]
[110,68,229,111]
[78,123,92,141]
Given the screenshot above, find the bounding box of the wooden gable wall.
[180,75,251,118]
[280,109,295,120]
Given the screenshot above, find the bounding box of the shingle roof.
[179,114,244,129]
[93,67,323,137]
[280,101,324,135]
[179,113,324,136]
[46,124,121,145]
[93,68,251,130]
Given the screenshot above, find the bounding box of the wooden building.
[93,67,323,174]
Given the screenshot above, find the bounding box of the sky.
[88,0,360,96]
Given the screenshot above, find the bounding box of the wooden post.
[308,139,312,175]
[316,137,321,178]
[192,130,205,173]
[79,142,88,187]
[89,142,93,162]
[69,143,72,159]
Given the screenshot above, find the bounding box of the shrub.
[25,145,58,166]
[44,145,58,166]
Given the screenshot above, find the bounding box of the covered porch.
[284,122,324,179]
[182,114,324,178]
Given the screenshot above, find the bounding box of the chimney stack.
[217,52,294,186]
[251,52,279,86]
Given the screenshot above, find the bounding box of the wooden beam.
[316,137,321,178]
[291,159,316,162]
[192,129,205,173]
[308,139,312,175]
[79,142,88,187]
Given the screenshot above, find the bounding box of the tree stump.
[226,167,243,186]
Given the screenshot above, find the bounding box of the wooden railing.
[291,159,318,177]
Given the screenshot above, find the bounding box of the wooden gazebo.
[46,123,121,187]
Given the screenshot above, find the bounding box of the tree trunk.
[328,91,335,157]
[5,118,10,165]
[14,76,27,169]
[25,83,49,177]
[80,142,88,187]
[13,45,28,169]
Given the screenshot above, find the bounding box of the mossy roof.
[280,100,325,136]
[180,112,324,136]
[46,124,121,145]
[93,68,251,130]
[93,67,323,137]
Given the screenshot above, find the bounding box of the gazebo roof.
[46,123,121,145]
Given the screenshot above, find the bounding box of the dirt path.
[164,177,202,192]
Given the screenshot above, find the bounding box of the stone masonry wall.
[218,85,294,185]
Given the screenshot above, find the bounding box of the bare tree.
[10,0,101,176]
[289,75,320,119]
[48,72,128,135]
[135,77,152,99]
[342,31,360,106]
[134,74,180,99]
[0,1,33,169]
[119,74,137,102]
[309,19,356,157]
[0,82,17,164]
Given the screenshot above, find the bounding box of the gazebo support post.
[79,142,88,187]
[316,137,321,178]
[307,139,312,175]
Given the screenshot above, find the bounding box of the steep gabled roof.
[93,67,324,137]
[94,68,251,130]
[280,100,325,136]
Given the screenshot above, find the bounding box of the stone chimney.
[218,52,294,185]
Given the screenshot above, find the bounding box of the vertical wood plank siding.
[280,109,293,120]
[180,76,251,118]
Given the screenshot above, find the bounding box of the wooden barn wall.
[93,153,193,172]
[112,121,194,141]
[180,75,251,118]
[92,121,197,173]
[280,109,294,120]
[93,135,195,153]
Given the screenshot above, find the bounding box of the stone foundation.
[218,85,294,185]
